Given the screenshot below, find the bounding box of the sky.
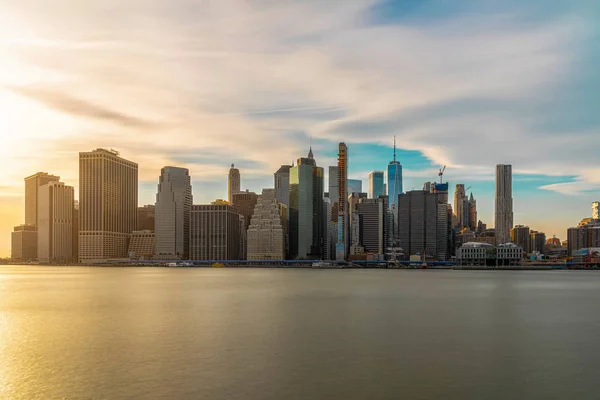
[1,0,599,257]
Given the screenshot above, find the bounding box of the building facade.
[336,143,348,260]
[468,193,477,231]
[510,225,530,253]
[495,164,513,245]
[37,181,74,263]
[454,184,466,228]
[128,230,155,260]
[357,197,387,255]
[247,189,286,260]
[227,164,241,204]
[593,201,599,220]
[529,230,546,253]
[155,167,192,259]
[79,149,138,262]
[369,171,385,199]
[190,204,242,260]
[387,137,403,210]
[138,205,155,231]
[274,165,292,209]
[348,179,362,195]
[289,149,324,259]
[25,172,60,227]
[11,225,37,261]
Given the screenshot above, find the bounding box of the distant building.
[477,220,487,235]
[155,167,192,260]
[529,230,546,253]
[593,201,599,220]
[289,148,324,259]
[510,225,530,253]
[546,236,561,248]
[79,149,138,263]
[72,201,79,262]
[468,193,477,231]
[387,136,403,210]
[128,231,155,260]
[11,224,37,262]
[247,189,286,260]
[567,219,600,256]
[274,165,292,209]
[190,204,242,260]
[348,179,362,195]
[495,164,513,245]
[228,164,241,204]
[37,181,74,263]
[25,172,60,227]
[454,184,466,228]
[457,242,523,266]
[328,166,339,209]
[336,143,348,260]
[138,205,155,231]
[368,171,385,199]
[232,191,259,231]
[357,197,387,255]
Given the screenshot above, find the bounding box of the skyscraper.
[468,192,477,231]
[356,197,387,255]
[137,205,155,231]
[369,171,385,199]
[593,201,599,220]
[530,230,546,253]
[37,181,74,263]
[336,143,348,260]
[510,225,530,253]
[190,204,242,260]
[495,164,513,245]
[453,184,466,228]
[155,166,192,260]
[232,190,259,259]
[274,165,292,208]
[387,136,403,209]
[247,189,286,260]
[11,225,37,261]
[228,164,241,204]
[289,148,324,259]
[398,190,440,259]
[24,172,60,227]
[79,149,138,263]
[348,179,362,195]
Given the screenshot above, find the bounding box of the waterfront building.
[274,165,292,209]
[128,230,155,260]
[289,148,324,259]
[138,205,155,231]
[247,189,286,260]
[369,171,385,199]
[529,230,546,254]
[155,167,192,260]
[72,201,79,262]
[357,197,387,255]
[79,149,138,263]
[190,204,242,260]
[495,164,513,245]
[228,164,241,204]
[348,179,362,195]
[510,225,530,253]
[25,172,60,227]
[323,197,333,260]
[567,219,600,256]
[387,136,403,209]
[232,191,258,231]
[11,224,37,262]
[336,143,348,260]
[456,242,523,266]
[37,181,74,263]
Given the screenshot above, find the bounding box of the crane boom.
[438,165,446,184]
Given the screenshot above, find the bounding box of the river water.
[1,266,599,399]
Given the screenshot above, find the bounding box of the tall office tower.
[349,193,367,252]
[529,231,546,253]
[247,189,286,260]
[454,184,466,228]
[138,205,155,231]
[72,201,79,262]
[468,193,477,231]
[387,136,403,209]
[348,179,362,195]
[127,230,155,260]
[190,204,242,260]
[335,143,348,260]
[495,164,513,245]
[37,181,74,263]
[232,191,259,231]
[398,190,445,260]
[433,183,450,261]
[510,225,530,253]
[289,148,324,259]
[328,166,339,207]
[11,225,37,261]
[274,165,292,208]
[24,172,60,227]
[357,197,387,255]
[369,171,385,199]
[323,197,333,260]
[155,167,193,260]
[593,201,599,220]
[79,149,138,263]
[228,163,241,204]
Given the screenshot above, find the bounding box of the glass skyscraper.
[368,171,385,199]
[387,138,403,208]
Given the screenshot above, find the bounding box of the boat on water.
[167,262,193,267]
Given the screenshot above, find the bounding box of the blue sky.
[1,0,599,255]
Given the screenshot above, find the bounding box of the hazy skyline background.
[1,0,599,257]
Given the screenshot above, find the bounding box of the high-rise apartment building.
[495,164,513,245]
[348,179,362,195]
[328,166,339,207]
[387,137,403,209]
[510,225,530,253]
[289,148,324,259]
[593,201,599,220]
[79,149,138,262]
[11,225,37,261]
[228,164,241,204]
[357,197,387,255]
[368,171,385,199]
[454,184,466,228]
[155,167,192,260]
[138,205,155,231]
[37,181,74,263]
[247,189,286,260]
[530,230,546,253]
[274,165,292,209]
[190,204,242,260]
[24,172,60,227]
[336,143,348,260]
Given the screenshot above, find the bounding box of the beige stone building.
[37,181,74,263]
[128,230,155,260]
[247,189,286,260]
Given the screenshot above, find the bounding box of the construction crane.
[438,165,446,184]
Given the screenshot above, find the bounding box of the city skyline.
[2,1,600,256]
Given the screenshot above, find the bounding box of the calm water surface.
[1,266,600,399]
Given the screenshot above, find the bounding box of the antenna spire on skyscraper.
[393,136,397,162]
